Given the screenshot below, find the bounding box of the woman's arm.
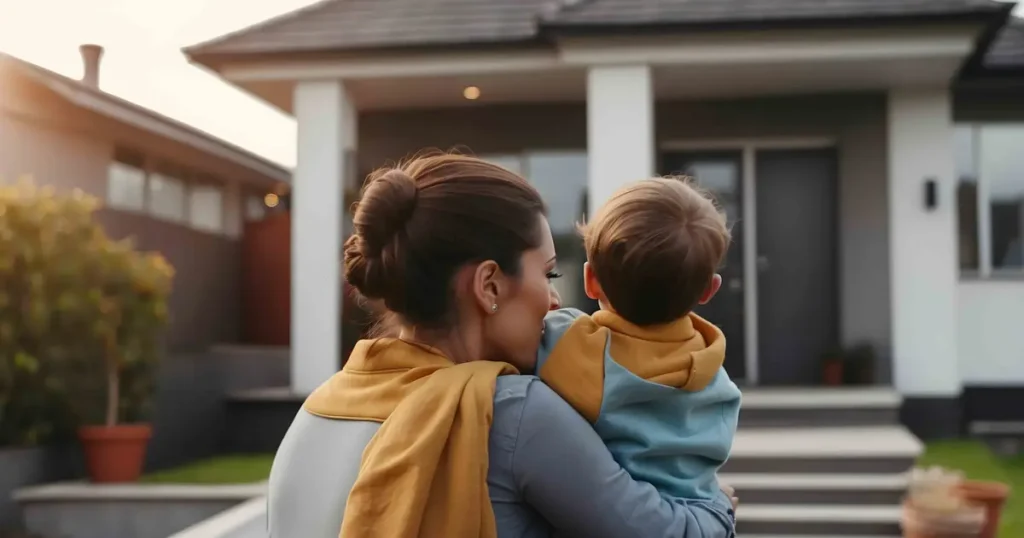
[512,381,736,538]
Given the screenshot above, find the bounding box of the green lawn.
[141,454,275,485]
[917,440,1024,538]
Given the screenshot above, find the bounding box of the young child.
[537,177,742,509]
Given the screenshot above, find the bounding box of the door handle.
[757,255,770,272]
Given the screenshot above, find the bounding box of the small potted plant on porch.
[820,347,846,386]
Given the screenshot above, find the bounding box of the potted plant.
[902,466,986,538]
[0,180,172,483]
[820,347,846,386]
[844,343,877,385]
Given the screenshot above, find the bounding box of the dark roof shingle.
[185,0,1020,71]
[186,0,555,56]
[984,17,1024,68]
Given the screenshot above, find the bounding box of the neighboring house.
[0,45,291,351]
[185,0,1024,439]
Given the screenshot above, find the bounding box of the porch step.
[725,426,922,474]
[736,504,902,536]
[719,473,906,505]
[740,387,901,428]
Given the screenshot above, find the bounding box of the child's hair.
[580,177,731,326]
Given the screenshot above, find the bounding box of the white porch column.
[586,65,654,214]
[291,80,356,394]
[887,89,960,402]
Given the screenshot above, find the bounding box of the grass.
[917,440,1024,538]
[140,454,275,485]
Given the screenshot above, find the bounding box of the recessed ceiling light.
[463,86,481,100]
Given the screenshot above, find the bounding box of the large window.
[956,125,1024,276]
[481,152,593,311]
[106,146,233,235]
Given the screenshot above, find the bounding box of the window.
[481,155,524,176]
[245,193,267,222]
[523,152,588,236]
[148,166,187,222]
[107,148,146,211]
[956,124,1024,275]
[189,183,224,232]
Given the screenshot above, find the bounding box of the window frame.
[957,123,1024,279]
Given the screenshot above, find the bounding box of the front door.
[661,151,746,381]
[755,149,839,385]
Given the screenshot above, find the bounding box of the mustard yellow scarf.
[304,338,518,538]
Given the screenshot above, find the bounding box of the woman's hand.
[718,480,739,511]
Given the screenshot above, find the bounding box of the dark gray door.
[755,149,839,386]
[661,151,746,381]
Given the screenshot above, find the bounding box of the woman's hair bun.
[343,168,418,307]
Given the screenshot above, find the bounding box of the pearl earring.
[491,304,498,313]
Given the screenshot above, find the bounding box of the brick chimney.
[79,44,103,88]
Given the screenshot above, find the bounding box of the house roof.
[0,52,290,184]
[186,0,1017,68]
[983,16,1024,69]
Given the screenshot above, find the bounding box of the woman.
[267,153,737,537]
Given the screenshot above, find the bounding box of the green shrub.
[0,180,173,446]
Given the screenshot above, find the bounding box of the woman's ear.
[471,260,502,314]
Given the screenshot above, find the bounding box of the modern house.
[0,46,291,351]
[185,0,1024,441]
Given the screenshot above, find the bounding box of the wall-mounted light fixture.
[463,86,481,100]
[924,178,938,211]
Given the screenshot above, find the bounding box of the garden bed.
[13,455,271,538]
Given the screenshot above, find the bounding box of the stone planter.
[13,481,264,538]
[0,446,77,531]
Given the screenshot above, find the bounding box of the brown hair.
[580,177,731,326]
[343,152,546,329]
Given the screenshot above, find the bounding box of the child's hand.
[718,480,739,511]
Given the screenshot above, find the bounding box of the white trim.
[558,33,974,67]
[221,51,563,82]
[740,387,901,409]
[736,504,902,523]
[661,137,838,386]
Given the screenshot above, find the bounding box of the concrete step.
[724,426,922,474]
[719,473,907,505]
[740,388,901,428]
[737,504,902,536]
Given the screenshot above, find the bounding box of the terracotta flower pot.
[822,359,844,386]
[901,501,985,538]
[78,424,152,483]
[957,480,1011,538]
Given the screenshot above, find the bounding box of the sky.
[0,0,320,168]
[1,0,1022,170]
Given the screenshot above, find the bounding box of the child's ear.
[583,262,602,301]
[698,274,722,305]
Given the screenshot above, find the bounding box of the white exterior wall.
[958,281,1024,385]
[291,80,354,394]
[586,65,654,212]
[887,89,961,396]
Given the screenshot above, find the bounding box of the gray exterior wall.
[360,93,894,381]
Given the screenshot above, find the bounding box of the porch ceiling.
[237,53,967,113]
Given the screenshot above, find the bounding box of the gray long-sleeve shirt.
[267,375,735,538]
